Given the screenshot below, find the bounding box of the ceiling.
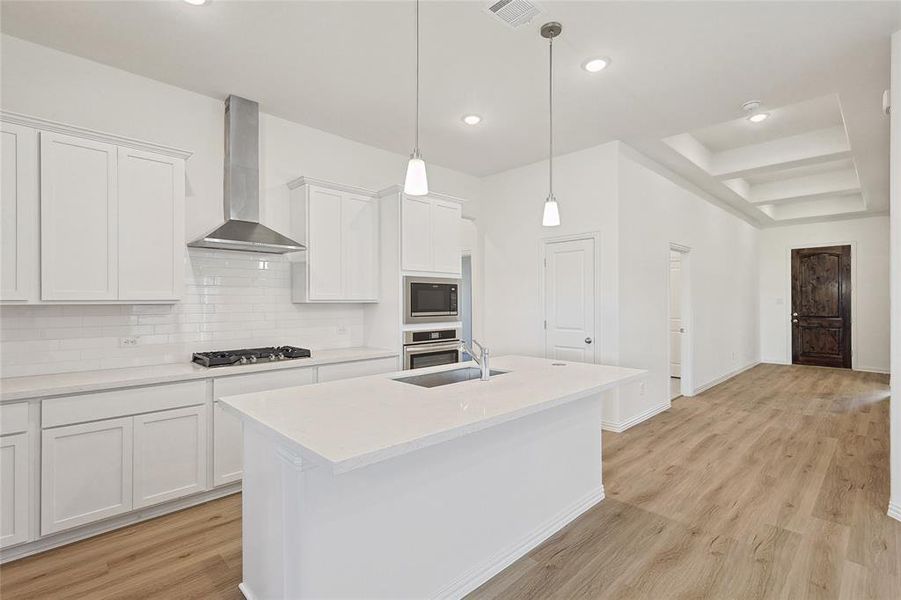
[1,1,898,225]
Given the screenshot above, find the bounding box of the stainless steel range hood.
[188,95,305,254]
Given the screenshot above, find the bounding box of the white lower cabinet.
[41,417,133,536]
[0,432,30,548]
[213,367,315,486]
[213,402,244,487]
[317,357,398,383]
[133,406,208,509]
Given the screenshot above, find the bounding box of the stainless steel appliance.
[404,276,460,325]
[192,345,311,368]
[187,96,305,254]
[403,328,462,370]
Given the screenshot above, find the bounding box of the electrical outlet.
[337,325,348,335]
[120,336,139,347]
[639,382,646,396]
[731,351,736,361]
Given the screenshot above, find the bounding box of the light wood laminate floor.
[2,364,898,599]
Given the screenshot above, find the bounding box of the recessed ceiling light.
[748,112,770,123]
[462,114,482,126]
[582,57,610,73]
[183,0,210,5]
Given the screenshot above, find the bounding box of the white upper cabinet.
[401,195,433,273]
[401,193,462,276]
[430,199,463,275]
[117,148,185,301]
[307,186,345,300]
[0,123,39,303]
[342,193,379,300]
[40,132,119,301]
[1,113,190,304]
[288,178,379,303]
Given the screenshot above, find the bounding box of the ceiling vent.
[485,0,542,29]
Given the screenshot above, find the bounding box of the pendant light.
[404,0,429,196]
[540,22,561,227]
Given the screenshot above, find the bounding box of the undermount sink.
[394,367,508,388]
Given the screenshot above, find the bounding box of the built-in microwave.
[403,276,460,325]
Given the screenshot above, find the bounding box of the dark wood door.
[791,245,851,368]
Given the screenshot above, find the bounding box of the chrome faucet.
[461,339,490,381]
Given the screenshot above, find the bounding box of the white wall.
[617,149,760,421]
[0,34,480,376]
[889,30,901,520]
[479,142,760,430]
[480,143,620,363]
[758,216,890,373]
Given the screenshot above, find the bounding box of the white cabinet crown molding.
[376,184,468,205]
[286,176,377,196]
[0,111,192,160]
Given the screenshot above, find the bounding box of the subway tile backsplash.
[0,249,365,377]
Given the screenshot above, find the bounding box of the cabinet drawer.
[213,367,314,399]
[42,380,208,429]
[317,357,398,383]
[0,402,29,435]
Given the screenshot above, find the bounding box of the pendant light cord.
[548,34,554,200]
[415,0,420,154]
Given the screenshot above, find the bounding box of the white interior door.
[544,238,596,363]
[670,253,682,378]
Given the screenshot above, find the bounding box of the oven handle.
[403,341,463,356]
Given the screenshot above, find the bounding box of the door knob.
[585,337,593,344]
[792,312,798,317]
[792,319,799,324]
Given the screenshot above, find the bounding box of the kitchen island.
[220,355,644,599]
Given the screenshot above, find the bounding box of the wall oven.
[403,328,462,370]
[404,277,460,325]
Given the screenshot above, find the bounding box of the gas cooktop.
[192,346,311,368]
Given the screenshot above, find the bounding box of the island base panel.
[239,394,604,599]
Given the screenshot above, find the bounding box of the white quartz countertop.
[220,355,645,474]
[0,347,397,402]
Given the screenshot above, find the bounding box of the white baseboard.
[602,401,670,433]
[692,361,760,395]
[0,483,241,564]
[432,486,605,600]
[238,582,256,600]
[853,366,891,375]
[888,500,901,522]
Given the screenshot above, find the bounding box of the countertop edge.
[0,347,399,402]
[222,364,647,475]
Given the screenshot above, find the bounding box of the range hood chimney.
[188,95,305,254]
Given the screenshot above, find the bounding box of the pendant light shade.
[404,0,429,196]
[542,196,560,227]
[540,22,562,227]
[404,152,429,196]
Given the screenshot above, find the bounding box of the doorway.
[669,250,683,399]
[543,235,597,363]
[791,245,852,368]
[668,244,692,398]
